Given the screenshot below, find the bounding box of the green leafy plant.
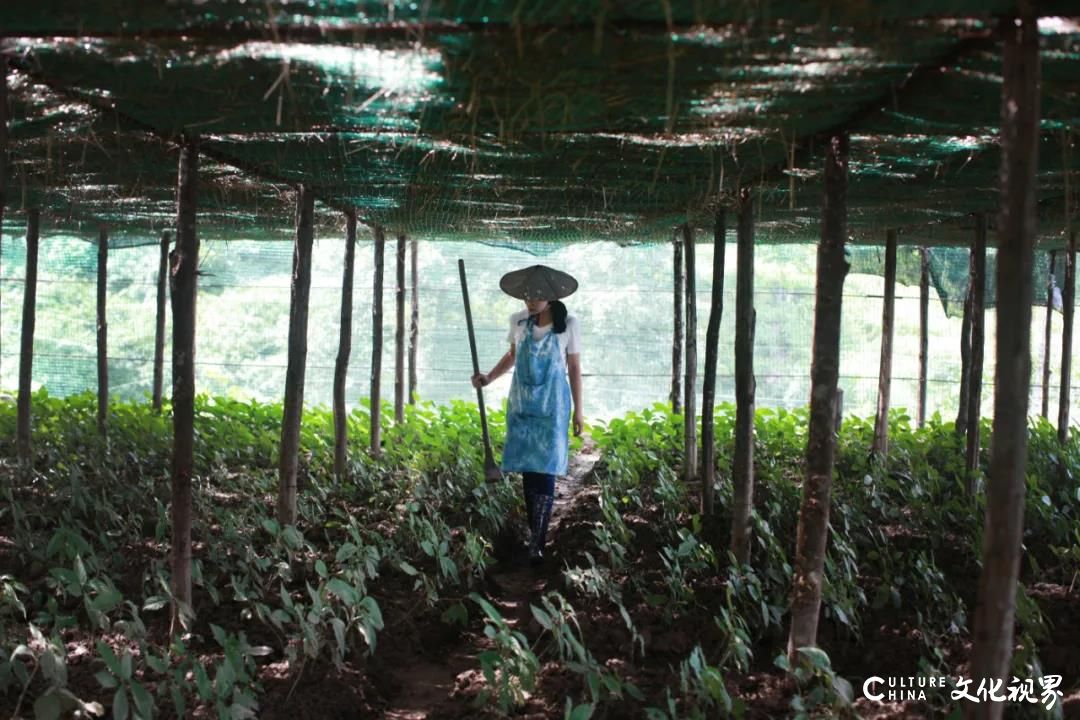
[192,625,270,720]
[531,592,642,707]
[646,645,741,720]
[470,593,540,713]
[775,647,856,720]
[9,624,105,719]
[656,528,718,618]
[3,389,1079,719]
[94,641,155,720]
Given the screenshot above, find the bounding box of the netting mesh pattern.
[1,4,1077,246]
[2,233,1077,420]
[9,1,1079,34]
[1,3,1078,405]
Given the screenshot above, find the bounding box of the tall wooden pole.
[277,187,315,527]
[1058,230,1076,443]
[682,223,698,484]
[671,230,683,413]
[1041,251,1057,418]
[732,190,756,565]
[0,56,7,377]
[956,263,973,435]
[170,136,199,625]
[918,247,930,427]
[370,225,385,457]
[966,213,987,487]
[333,211,357,481]
[967,12,1039,719]
[394,234,406,424]
[16,209,40,476]
[96,226,108,437]
[788,133,849,661]
[701,209,725,518]
[408,238,419,404]
[152,230,170,412]
[871,229,897,457]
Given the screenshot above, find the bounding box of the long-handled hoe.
[458,259,503,482]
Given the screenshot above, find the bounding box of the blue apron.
[501,317,571,476]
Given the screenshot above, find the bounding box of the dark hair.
[550,300,568,334]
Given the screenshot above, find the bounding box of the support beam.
[278,186,315,527]
[333,211,357,481]
[408,238,419,405]
[1058,230,1076,443]
[16,209,39,476]
[872,229,897,457]
[152,230,169,412]
[0,56,7,377]
[1041,251,1056,418]
[956,264,973,435]
[370,225,385,457]
[966,213,987,487]
[788,133,849,661]
[682,222,698,485]
[394,234,406,424]
[968,13,1039,720]
[96,226,108,437]
[918,247,930,428]
[671,230,683,414]
[701,209,725,518]
[732,190,756,565]
[170,136,199,626]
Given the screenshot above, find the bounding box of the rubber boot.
[529,493,554,563]
[523,491,537,556]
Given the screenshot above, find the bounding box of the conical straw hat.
[499,264,578,300]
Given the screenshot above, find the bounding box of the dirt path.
[486,437,601,601]
[381,655,475,720]
[380,439,601,719]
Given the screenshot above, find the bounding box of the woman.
[471,265,584,564]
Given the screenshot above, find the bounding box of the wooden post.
[1041,251,1057,418]
[152,230,170,412]
[170,136,199,625]
[370,225,385,457]
[732,190,756,565]
[671,230,683,413]
[333,211,357,481]
[394,234,406,424]
[1058,230,1076,443]
[834,388,844,432]
[955,263,973,435]
[788,133,849,661]
[918,247,929,427]
[701,209,725,518]
[968,13,1039,719]
[871,229,897,457]
[966,213,987,487]
[682,222,698,484]
[16,209,40,476]
[0,56,7,377]
[277,186,315,527]
[408,238,419,404]
[96,226,108,437]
